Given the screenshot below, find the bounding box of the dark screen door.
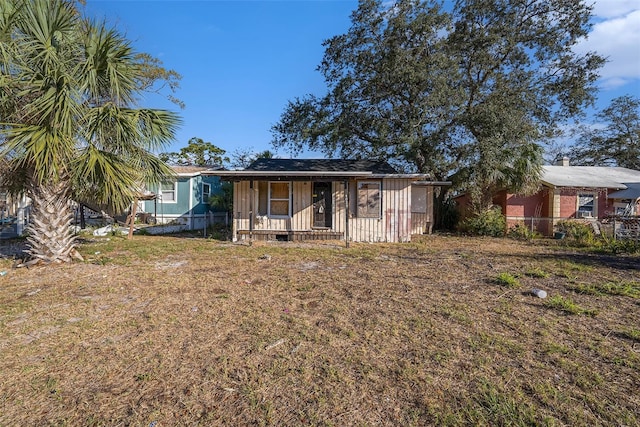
[312,182,332,228]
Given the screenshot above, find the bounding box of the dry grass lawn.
[0,234,639,426]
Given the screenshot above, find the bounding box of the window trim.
[577,192,596,217]
[159,181,177,204]
[357,180,382,219]
[202,182,211,204]
[268,181,292,218]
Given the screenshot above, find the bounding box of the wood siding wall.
[232,178,431,243]
[383,178,411,242]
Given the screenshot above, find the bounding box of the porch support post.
[249,180,254,243]
[344,179,350,248]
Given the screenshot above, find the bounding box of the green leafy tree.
[272,0,604,218]
[230,147,275,169]
[208,181,233,215]
[160,137,229,167]
[572,95,640,169]
[0,0,181,263]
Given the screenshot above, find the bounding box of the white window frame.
[159,181,177,204]
[268,181,291,218]
[202,182,211,204]
[577,193,595,218]
[357,180,382,218]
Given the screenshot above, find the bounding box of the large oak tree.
[572,95,640,169]
[272,0,604,217]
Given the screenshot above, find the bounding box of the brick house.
[494,158,640,236]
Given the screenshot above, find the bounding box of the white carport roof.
[541,166,640,189]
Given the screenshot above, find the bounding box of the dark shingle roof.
[246,159,398,174]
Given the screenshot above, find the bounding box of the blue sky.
[84,0,640,160]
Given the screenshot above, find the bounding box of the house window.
[577,193,594,217]
[256,181,292,217]
[202,183,211,203]
[411,186,428,213]
[269,182,291,217]
[160,181,177,203]
[357,181,381,218]
[614,202,629,216]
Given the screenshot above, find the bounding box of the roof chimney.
[555,156,570,167]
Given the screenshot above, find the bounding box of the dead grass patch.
[0,235,639,425]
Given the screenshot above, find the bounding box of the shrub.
[597,238,640,255]
[508,222,540,240]
[461,206,506,237]
[556,220,596,246]
[208,223,231,241]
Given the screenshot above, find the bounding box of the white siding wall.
[383,178,412,242]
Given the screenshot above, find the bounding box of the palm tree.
[0,0,181,263]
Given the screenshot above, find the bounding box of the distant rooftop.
[171,165,222,176]
[542,166,640,189]
[608,183,640,199]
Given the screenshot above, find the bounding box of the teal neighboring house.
[142,165,223,231]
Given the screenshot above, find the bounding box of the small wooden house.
[210,159,450,243]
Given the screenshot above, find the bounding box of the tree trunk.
[80,203,86,229]
[26,180,81,263]
[127,200,138,240]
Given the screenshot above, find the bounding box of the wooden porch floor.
[237,229,344,242]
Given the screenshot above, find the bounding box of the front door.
[312,182,332,228]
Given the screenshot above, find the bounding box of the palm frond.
[3,124,74,183]
[80,18,138,106]
[72,145,140,212]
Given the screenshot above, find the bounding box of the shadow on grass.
[532,251,640,271]
[0,239,27,260]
